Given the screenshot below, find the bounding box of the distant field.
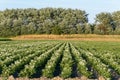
[0,40,120,80]
[11,34,120,41]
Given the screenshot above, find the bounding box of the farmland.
[0,40,120,80]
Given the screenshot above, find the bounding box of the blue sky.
[0,0,120,23]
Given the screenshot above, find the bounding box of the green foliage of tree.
[112,11,120,34]
[0,8,88,37]
[95,12,116,34]
[1,8,120,37]
[52,26,61,35]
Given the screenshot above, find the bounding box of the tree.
[52,26,61,34]
[112,11,120,31]
[95,12,114,34]
[42,19,53,34]
[0,8,89,37]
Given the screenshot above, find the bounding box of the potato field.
[0,40,120,80]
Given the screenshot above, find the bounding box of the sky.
[0,0,120,23]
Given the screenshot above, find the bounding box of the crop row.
[0,41,120,79]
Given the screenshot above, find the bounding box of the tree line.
[0,8,120,37]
